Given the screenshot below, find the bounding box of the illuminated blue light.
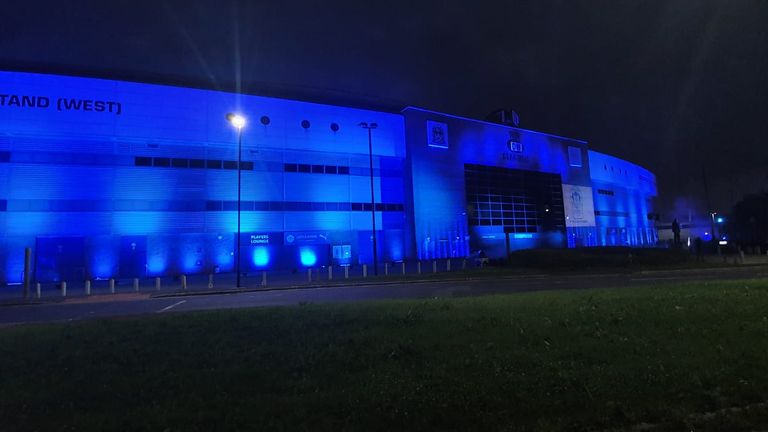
[182,254,199,273]
[92,256,116,279]
[299,248,317,267]
[147,256,167,275]
[252,247,270,267]
[513,233,534,239]
[716,217,724,223]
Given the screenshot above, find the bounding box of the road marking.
[156,300,186,313]
[630,277,686,282]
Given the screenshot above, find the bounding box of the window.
[311,165,324,173]
[240,161,254,170]
[597,189,614,196]
[189,159,205,168]
[284,163,298,172]
[135,156,152,166]
[171,158,188,168]
[153,157,170,167]
[337,165,350,174]
[297,164,311,173]
[207,160,222,169]
[223,160,238,170]
[324,165,337,174]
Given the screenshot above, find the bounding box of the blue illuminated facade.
[0,71,657,284]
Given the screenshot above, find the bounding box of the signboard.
[562,184,596,227]
[284,231,329,245]
[426,120,448,148]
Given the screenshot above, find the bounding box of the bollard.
[363,264,368,278]
[385,262,389,276]
[109,278,115,294]
[155,277,161,291]
[432,260,437,273]
[133,278,139,292]
[344,266,349,279]
[61,281,67,297]
[23,247,31,299]
[446,259,451,272]
[402,261,406,275]
[417,261,422,275]
[308,268,312,283]
[85,280,91,296]
[36,282,41,299]
[261,271,267,287]
[208,274,214,289]
[328,266,333,280]
[181,275,187,290]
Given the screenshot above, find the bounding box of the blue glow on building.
[0,71,658,285]
[299,248,317,267]
[252,247,270,267]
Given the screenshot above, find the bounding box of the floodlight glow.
[252,247,270,267]
[299,248,317,267]
[226,113,247,129]
[716,217,724,223]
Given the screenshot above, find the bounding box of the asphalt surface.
[2,265,767,326]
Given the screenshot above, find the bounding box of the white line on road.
[156,300,186,313]
[630,277,686,282]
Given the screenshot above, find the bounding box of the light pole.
[359,122,379,276]
[226,113,246,287]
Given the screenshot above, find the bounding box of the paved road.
[2,265,767,326]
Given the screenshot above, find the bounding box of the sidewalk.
[0,259,486,305]
[3,257,768,306]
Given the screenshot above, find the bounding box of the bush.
[507,247,690,269]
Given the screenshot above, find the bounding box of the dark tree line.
[727,191,768,253]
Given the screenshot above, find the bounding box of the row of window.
[1,199,404,213]
[135,156,257,171]
[205,201,404,212]
[134,156,359,176]
[468,220,540,231]
[476,201,536,212]
[0,151,403,177]
[597,189,615,196]
[283,163,350,175]
[594,210,630,217]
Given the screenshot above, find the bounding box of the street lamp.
[226,113,246,287]
[359,121,379,276]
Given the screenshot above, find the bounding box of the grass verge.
[2,280,768,431]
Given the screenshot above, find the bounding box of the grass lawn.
[2,280,768,431]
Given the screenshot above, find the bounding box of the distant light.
[719,240,728,245]
[226,113,247,129]
[716,217,724,223]
[704,232,709,235]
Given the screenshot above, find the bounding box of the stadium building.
[0,71,658,285]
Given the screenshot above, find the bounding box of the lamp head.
[226,113,247,129]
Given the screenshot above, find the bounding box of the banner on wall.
[561,184,596,227]
[426,120,449,148]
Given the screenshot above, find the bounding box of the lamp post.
[226,113,246,287]
[359,122,379,276]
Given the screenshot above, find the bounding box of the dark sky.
[2,0,767,215]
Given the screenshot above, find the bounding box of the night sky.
[2,1,767,216]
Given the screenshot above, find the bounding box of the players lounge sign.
[0,93,122,115]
